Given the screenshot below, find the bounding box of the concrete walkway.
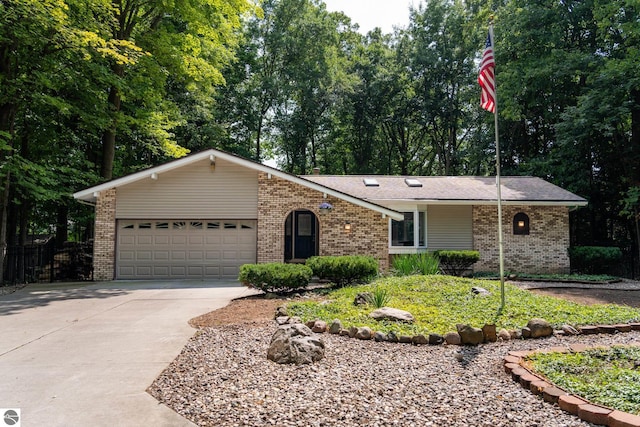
[0,280,257,426]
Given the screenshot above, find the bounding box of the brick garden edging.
[504,343,640,427]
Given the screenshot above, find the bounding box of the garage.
[116,219,257,279]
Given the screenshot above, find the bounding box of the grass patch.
[526,346,640,415]
[287,276,640,335]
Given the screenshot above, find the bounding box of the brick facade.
[473,205,570,274]
[93,188,116,281]
[257,173,389,270]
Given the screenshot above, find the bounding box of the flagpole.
[489,22,506,312]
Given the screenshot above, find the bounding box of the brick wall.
[258,173,389,270]
[473,205,570,274]
[93,188,116,281]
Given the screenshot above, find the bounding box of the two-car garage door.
[116,219,257,279]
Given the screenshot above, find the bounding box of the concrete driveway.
[0,280,257,426]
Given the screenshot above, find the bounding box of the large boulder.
[267,324,325,365]
[369,307,415,323]
[527,318,553,338]
[456,324,484,345]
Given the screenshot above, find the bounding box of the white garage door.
[116,220,257,279]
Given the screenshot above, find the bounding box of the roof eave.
[367,198,588,207]
[73,149,405,221]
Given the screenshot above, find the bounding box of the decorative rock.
[288,316,302,324]
[530,380,551,395]
[521,327,532,339]
[509,329,522,340]
[311,320,327,333]
[373,331,387,342]
[305,320,316,329]
[387,331,399,343]
[527,318,553,338]
[578,404,612,426]
[482,324,497,342]
[428,333,444,345]
[614,324,633,333]
[398,335,413,344]
[542,386,567,404]
[471,286,491,296]
[354,292,372,306]
[598,324,618,334]
[339,329,350,337]
[456,324,484,345]
[328,319,342,334]
[498,329,511,341]
[630,323,640,331]
[348,326,358,338]
[580,325,600,335]
[558,395,589,416]
[369,307,415,323]
[267,324,325,365]
[562,324,580,336]
[355,327,373,340]
[275,316,290,325]
[412,334,428,345]
[608,410,640,427]
[444,332,461,345]
[274,306,288,318]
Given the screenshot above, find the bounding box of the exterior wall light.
[318,202,333,215]
[344,222,351,232]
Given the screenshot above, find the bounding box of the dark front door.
[294,211,316,259]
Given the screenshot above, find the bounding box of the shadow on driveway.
[0,279,242,316]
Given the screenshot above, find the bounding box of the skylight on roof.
[363,178,379,187]
[404,178,422,187]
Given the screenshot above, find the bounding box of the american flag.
[479,29,496,113]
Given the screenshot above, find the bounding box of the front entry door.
[293,211,317,259]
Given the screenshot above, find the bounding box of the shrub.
[569,246,622,274]
[391,252,440,276]
[306,255,378,286]
[434,250,480,276]
[238,263,312,293]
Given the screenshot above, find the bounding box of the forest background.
[1,0,639,277]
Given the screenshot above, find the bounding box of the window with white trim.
[391,210,427,248]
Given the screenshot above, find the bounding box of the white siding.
[116,158,258,219]
[427,205,473,250]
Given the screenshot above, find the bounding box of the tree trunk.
[56,204,68,249]
[100,64,124,181]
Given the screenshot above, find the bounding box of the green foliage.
[286,276,640,336]
[306,255,378,287]
[238,263,312,293]
[391,252,440,276]
[528,346,640,415]
[569,246,623,274]
[366,285,392,308]
[434,250,480,276]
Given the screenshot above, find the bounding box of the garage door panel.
[189,235,204,244]
[116,219,257,279]
[137,235,153,245]
[119,235,135,245]
[172,236,187,245]
[154,236,170,245]
[154,251,169,261]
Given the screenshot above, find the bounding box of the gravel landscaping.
[149,322,640,426]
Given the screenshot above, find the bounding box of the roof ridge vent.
[404,178,422,187]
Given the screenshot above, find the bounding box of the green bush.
[238,263,312,293]
[391,252,440,276]
[306,255,378,287]
[569,246,622,274]
[434,250,480,276]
